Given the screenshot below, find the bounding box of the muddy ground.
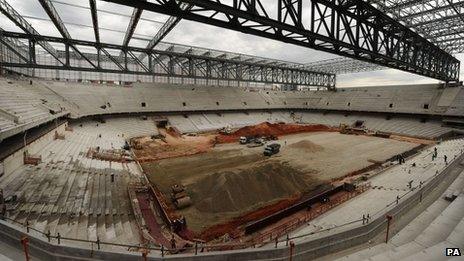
[142,131,418,233]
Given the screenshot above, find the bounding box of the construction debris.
[23,151,41,165]
[86,147,133,162]
[171,185,192,209]
[54,131,65,140]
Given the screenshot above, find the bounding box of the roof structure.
[0,0,461,86]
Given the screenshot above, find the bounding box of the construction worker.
[181,216,187,229]
[407,180,413,189]
[170,236,176,250]
[398,154,405,164]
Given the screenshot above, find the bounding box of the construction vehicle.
[264,143,281,156]
[219,125,232,134]
[247,138,265,148]
[122,141,130,150]
[239,136,253,144]
[241,135,277,144]
[170,184,192,209]
[262,135,278,141]
[339,121,367,135]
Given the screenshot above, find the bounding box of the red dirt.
[167,126,182,138]
[216,122,337,143]
[132,134,215,162]
[136,191,172,248]
[196,194,302,241]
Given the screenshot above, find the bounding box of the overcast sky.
[1,0,463,87]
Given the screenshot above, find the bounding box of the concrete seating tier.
[336,168,464,261]
[1,78,463,141]
[0,79,71,141]
[164,111,454,139]
[32,80,464,118]
[0,118,152,247]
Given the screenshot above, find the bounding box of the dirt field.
[132,129,216,162]
[142,131,418,234]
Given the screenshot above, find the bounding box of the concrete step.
[400,241,458,261]
[369,195,464,260]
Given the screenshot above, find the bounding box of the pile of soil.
[189,161,317,213]
[288,140,324,153]
[217,122,336,143]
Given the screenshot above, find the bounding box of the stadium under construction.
[0,0,463,260]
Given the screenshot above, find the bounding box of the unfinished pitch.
[139,129,418,237]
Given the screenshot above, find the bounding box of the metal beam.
[101,0,460,82]
[138,3,192,61]
[89,0,100,43]
[0,29,29,63]
[371,0,464,54]
[38,0,71,39]
[387,0,430,11]
[446,0,464,24]
[0,30,336,88]
[38,0,97,69]
[289,0,464,75]
[304,57,383,74]
[122,7,144,48]
[119,2,147,59]
[0,0,64,65]
[397,1,464,20]
[409,13,462,28]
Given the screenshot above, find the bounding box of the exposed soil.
[288,140,324,152]
[198,194,302,241]
[192,161,318,213]
[216,122,337,143]
[132,131,216,162]
[138,123,419,242]
[143,149,320,234]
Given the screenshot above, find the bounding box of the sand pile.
[289,140,324,153]
[190,162,316,213]
[217,122,335,143]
